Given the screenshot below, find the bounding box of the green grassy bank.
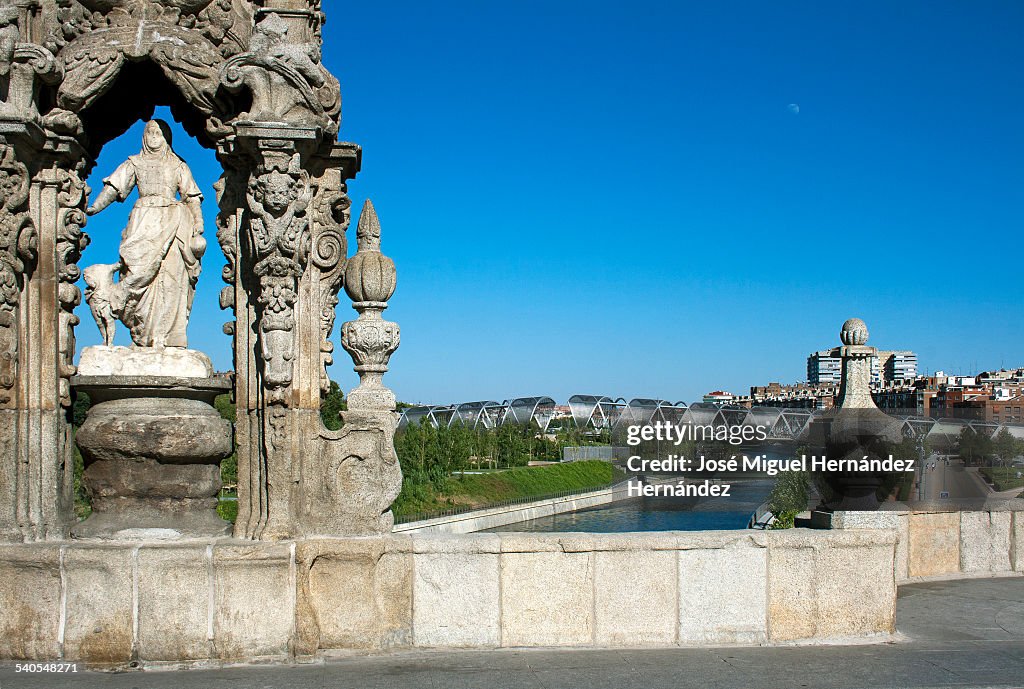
[980,467,1024,492]
[392,460,624,521]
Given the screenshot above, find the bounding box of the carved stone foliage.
[0,6,62,121]
[46,0,250,57]
[55,166,90,406]
[221,11,340,134]
[56,8,222,113]
[213,169,241,336]
[245,153,312,402]
[310,174,349,394]
[40,0,255,139]
[0,144,37,406]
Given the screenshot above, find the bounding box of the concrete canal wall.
[393,481,633,534]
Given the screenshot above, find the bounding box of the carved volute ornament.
[0,143,37,407]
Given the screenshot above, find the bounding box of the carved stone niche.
[72,372,233,540]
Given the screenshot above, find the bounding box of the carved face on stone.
[143,121,170,155]
[259,171,298,215]
[0,170,17,207]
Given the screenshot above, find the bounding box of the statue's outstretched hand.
[87,186,118,216]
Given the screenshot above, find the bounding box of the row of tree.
[957,427,1024,465]
[394,421,579,491]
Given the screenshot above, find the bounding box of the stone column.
[835,318,877,409]
[218,121,398,540]
[0,120,87,542]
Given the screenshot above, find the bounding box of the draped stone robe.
[104,151,203,348]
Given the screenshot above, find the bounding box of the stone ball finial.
[840,317,869,346]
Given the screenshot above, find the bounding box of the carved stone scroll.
[0,144,37,407]
[54,166,89,406]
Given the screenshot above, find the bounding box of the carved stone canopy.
[0,0,402,544]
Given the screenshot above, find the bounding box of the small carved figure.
[85,120,207,348]
[0,8,19,77]
[248,13,324,89]
[221,11,338,129]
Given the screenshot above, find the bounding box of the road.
[1,577,1022,689]
[912,458,990,503]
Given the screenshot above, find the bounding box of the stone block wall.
[0,529,898,664]
[832,510,1023,582]
[5,508,1016,663]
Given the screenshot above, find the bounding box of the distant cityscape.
[704,347,1024,423]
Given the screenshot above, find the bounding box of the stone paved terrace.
[1,577,1021,689]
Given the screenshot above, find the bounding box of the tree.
[72,391,91,427]
[994,428,1020,464]
[957,427,994,465]
[213,393,235,422]
[320,381,347,430]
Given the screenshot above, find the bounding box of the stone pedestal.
[811,319,903,512]
[71,372,233,540]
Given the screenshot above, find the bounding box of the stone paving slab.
[0,578,1022,689]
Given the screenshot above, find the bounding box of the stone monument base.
[78,345,215,378]
[71,372,233,541]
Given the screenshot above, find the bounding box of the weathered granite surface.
[833,509,1022,583]
[72,376,232,540]
[0,0,401,543]
[0,530,903,664]
[78,346,214,378]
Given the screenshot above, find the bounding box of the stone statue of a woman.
[85,119,207,349]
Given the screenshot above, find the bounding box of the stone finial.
[344,200,395,305]
[340,200,400,411]
[840,317,869,346]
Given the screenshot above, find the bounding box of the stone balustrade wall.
[0,529,897,664]
[831,510,1023,582]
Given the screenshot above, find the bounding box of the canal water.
[481,478,774,533]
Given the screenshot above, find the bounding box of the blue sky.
[76,1,1024,404]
